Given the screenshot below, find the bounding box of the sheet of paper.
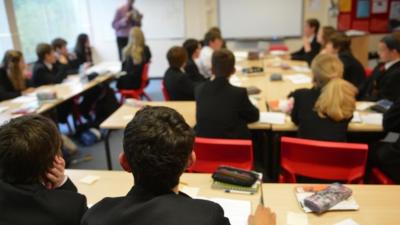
[334,218,359,225]
[351,112,362,123]
[285,74,312,84]
[291,66,311,73]
[287,211,308,225]
[356,102,375,111]
[233,51,248,61]
[210,198,251,225]
[0,106,9,113]
[80,175,100,185]
[180,186,199,198]
[229,76,242,87]
[361,113,383,125]
[259,112,286,124]
[11,95,36,104]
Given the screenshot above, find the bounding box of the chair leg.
[142,92,152,101]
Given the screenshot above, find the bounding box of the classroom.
[1,0,400,224]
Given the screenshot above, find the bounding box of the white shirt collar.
[385,59,400,70]
[308,35,315,43]
[44,62,53,71]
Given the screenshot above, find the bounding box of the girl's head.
[317,26,336,47]
[75,33,90,52]
[2,50,26,91]
[123,27,146,64]
[183,39,201,60]
[311,54,344,88]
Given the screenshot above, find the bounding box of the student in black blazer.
[82,106,275,225]
[52,38,81,75]
[369,98,400,183]
[325,32,366,89]
[195,49,259,139]
[358,35,400,101]
[183,38,207,82]
[0,115,87,225]
[0,50,34,101]
[32,43,68,87]
[291,18,321,65]
[117,27,152,90]
[289,54,357,142]
[163,46,196,100]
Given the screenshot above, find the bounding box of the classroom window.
[0,0,13,58]
[13,0,90,62]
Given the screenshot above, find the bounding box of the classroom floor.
[68,79,164,171]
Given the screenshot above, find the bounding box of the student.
[117,27,152,90]
[369,97,400,183]
[325,32,366,88]
[291,18,321,65]
[196,30,224,79]
[205,27,227,49]
[74,33,93,67]
[183,38,206,82]
[0,115,87,225]
[358,34,400,101]
[112,0,143,60]
[163,46,195,100]
[32,43,68,87]
[195,49,259,139]
[317,26,336,54]
[52,38,80,75]
[0,50,34,101]
[81,106,275,225]
[289,54,357,142]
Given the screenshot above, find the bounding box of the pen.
[224,189,254,195]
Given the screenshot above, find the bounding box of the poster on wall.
[357,0,371,18]
[372,0,389,14]
[390,1,400,31]
[339,0,352,12]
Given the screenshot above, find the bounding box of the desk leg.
[104,130,113,170]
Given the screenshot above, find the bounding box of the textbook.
[295,184,359,213]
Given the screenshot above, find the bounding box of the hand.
[44,155,66,189]
[303,36,311,53]
[22,87,35,95]
[248,205,276,225]
[59,55,68,65]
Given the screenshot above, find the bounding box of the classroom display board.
[338,0,400,33]
[218,0,304,39]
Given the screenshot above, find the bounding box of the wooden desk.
[262,184,400,225]
[66,169,260,211]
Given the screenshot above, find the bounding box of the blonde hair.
[314,78,357,122]
[2,50,26,91]
[123,27,145,64]
[311,54,344,88]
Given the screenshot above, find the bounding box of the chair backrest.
[161,81,170,101]
[364,67,373,77]
[280,137,368,183]
[139,63,150,89]
[190,137,253,172]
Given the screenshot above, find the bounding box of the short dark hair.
[330,32,352,53]
[204,30,222,46]
[306,18,320,34]
[123,106,195,194]
[381,34,400,53]
[321,26,336,46]
[36,43,53,61]
[0,115,61,184]
[183,39,200,58]
[212,49,235,78]
[51,38,67,50]
[167,46,188,69]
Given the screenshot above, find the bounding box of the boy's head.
[121,106,195,194]
[304,18,320,37]
[167,46,188,69]
[51,38,68,56]
[36,43,56,64]
[204,30,223,50]
[211,49,236,78]
[326,32,351,54]
[0,115,61,184]
[378,34,400,63]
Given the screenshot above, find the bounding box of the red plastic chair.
[369,168,395,184]
[268,44,289,52]
[365,67,373,77]
[279,137,368,184]
[161,81,170,101]
[188,137,254,173]
[119,63,152,103]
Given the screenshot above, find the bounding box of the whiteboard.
[218,0,304,39]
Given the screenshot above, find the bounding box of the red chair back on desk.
[161,81,170,101]
[119,63,152,103]
[369,168,395,184]
[280,137,368,184]
[189,137,253,173]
